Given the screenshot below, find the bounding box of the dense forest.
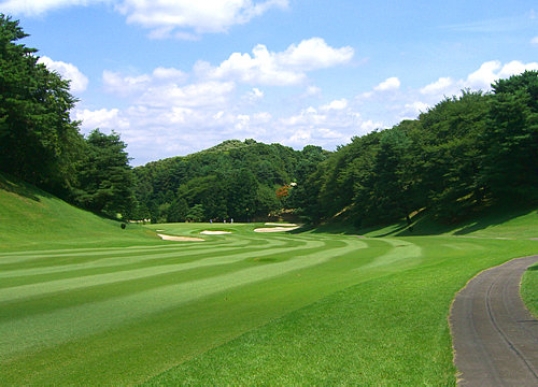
[2,15,537,228]
[131,140,328,223]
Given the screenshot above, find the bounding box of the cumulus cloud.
[138,81,236,108]
[465,60,538,90]
[75,108,130,131]
[103,67,189,97]
[532,36,538,45]
[103,71,152,96]
[417,60,538,101]
[374,77,401,91]
[420,77,454,95]
[278,38,355,71]
[116,0,289,38]
[321,99,348,111]
[38,56,89,93]
[1,0,288,38]
[197,38,354,86]
[0,0,107,16]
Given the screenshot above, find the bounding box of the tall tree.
[72,129,134,219]
[481,71,538,202]
[415,91,489,220]
[0,15,83,194]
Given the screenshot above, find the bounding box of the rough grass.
[1,173,538,386]
[0,173,157,251]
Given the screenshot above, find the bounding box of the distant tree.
[186,204,205,222]
[72,129,134,218]
[256,184,281,216]
[0,15,84,194]
[167,198,188,223]
[227,169,258,221]
[132,139,310,221]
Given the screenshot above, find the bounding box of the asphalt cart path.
[450,256,538,386]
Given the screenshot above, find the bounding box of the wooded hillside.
[131,140,328,223]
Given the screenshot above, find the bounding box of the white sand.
[158,234,204,242]
[254,226,300,233]
[200,230,232,235]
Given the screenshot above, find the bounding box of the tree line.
[0,15,134,219]
[290,72,538,227]
[131,140,327,223]
[2,15,537,227]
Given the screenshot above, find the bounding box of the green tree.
[0,15,84,194]
[357,127,414,225]
[481,71,538,202]
[73,129,134,218]
[167,198,188,223]
[186,204,205,222]
[413,91,489,220]
[227,169,258,220]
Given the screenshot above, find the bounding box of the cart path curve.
[450,256,538,387]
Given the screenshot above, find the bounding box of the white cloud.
[37,56,89,93]
[374,77,401,91]
[303,85,322,97]
[531,36,538,45]
[420,77,454,95]
[152,67,188,81]
[75,108,130,131]
[103,67,189,97]
[405,101,429,115]
[0,0,107,16]
[278,38,355,71]
[321,99,348,111]
[244,87,264,103]
[465,60,538,90]
[1,0,288,38]
[103,70,152,96]
[360,119,383,132]
[116,0,289,37]
[198,38,354,86]
[138,81,236,108]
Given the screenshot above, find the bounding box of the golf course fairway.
[1,195,538,385]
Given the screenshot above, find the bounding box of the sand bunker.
[158,233,204,242]
[200,230,232,235]
[254,225,300,233]
[264,223,299,227]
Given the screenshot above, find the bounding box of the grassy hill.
[0,173,158,251]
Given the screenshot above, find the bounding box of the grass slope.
[1,174,538,386]
[0,173,157,251]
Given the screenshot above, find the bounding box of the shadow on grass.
[292,202,538,238]
[0,173,43,202]
[391,203,537,237]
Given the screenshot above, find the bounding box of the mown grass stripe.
[0,242,272,280]
[360,238,422,270]
[0,237,366,359]
[0,239,329,303]
[0,233,292,278]
[0,237,255,265]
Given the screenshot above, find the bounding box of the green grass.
[0,173,158,251]
[1,173,538,386]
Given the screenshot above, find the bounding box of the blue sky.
[2,0,538,165]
